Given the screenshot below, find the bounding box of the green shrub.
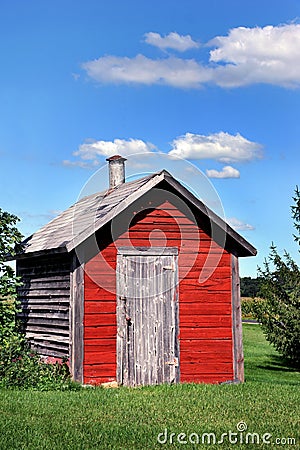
[241,297,256,318]
[0,298,79,390]
[0,208,80,390]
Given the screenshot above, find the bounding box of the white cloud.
[227,217,255,231]
[64,133,262,169]
[75,138,156,159]
[82,23,300,89]
[168,132,262,162]
[206,165,240,179]
[19,210,62,221]
[82,54,211,88]
[63,138,157,169]
[48,209,63,217]
[71,72,80,81]
[209,23,300,88]
[62,159,100,169]
[144,32,199,51]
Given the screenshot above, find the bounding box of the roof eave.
[162,173,257,257]
[12,246,68,260]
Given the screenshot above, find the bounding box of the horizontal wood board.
[17,254,71,358]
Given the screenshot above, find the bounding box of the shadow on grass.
[243,324,300,385]
[256,354,299,373]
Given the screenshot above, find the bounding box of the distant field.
[0,324,298,449]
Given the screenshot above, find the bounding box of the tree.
[0,209,75,389]
[0,208,23,345]
[240,276,262,297]
[0,208,23,298]
[253,188,300,367]
[291,185,300,245]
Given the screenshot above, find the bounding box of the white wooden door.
[116,247,179,386]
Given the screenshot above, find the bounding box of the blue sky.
[1,0,300,276]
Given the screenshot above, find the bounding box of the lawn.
[0,324,298,449]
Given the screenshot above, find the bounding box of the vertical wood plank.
[163,255,171,382]
[172,253,180,383]
[127,257,135,386]
[231,254,244,383]
[149,258,158,385]
[116,254,126,384]
[70,253,84,383]
[116,248,179,386]
[155,258,163,384]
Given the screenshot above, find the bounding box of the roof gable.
[17,170,256,258]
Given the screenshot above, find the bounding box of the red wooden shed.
[16,155,256,386]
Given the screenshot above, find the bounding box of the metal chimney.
[106,155,127,189]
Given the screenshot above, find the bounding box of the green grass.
[244,323,300,384]
[0,324,299,449]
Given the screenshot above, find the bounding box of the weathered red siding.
[83,200,233,384]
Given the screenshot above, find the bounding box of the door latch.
[166,357,178,367]
[163,265,175,271]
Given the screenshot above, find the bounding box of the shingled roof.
[16,169,257,258]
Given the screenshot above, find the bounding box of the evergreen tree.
[253,188,300,367]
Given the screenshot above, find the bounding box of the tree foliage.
[0,208,77,389]
[0,208,23,349]
[240,276,262,297]
[0,208,23,298]
[253,188,300,367]
[291,185,300,245]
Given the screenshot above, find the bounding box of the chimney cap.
[106,154,127,162]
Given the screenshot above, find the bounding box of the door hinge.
[163,265,175,271]
[166,357,178,367]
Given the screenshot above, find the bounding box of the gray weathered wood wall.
[17,253,71,358]
[70,254,84,382]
